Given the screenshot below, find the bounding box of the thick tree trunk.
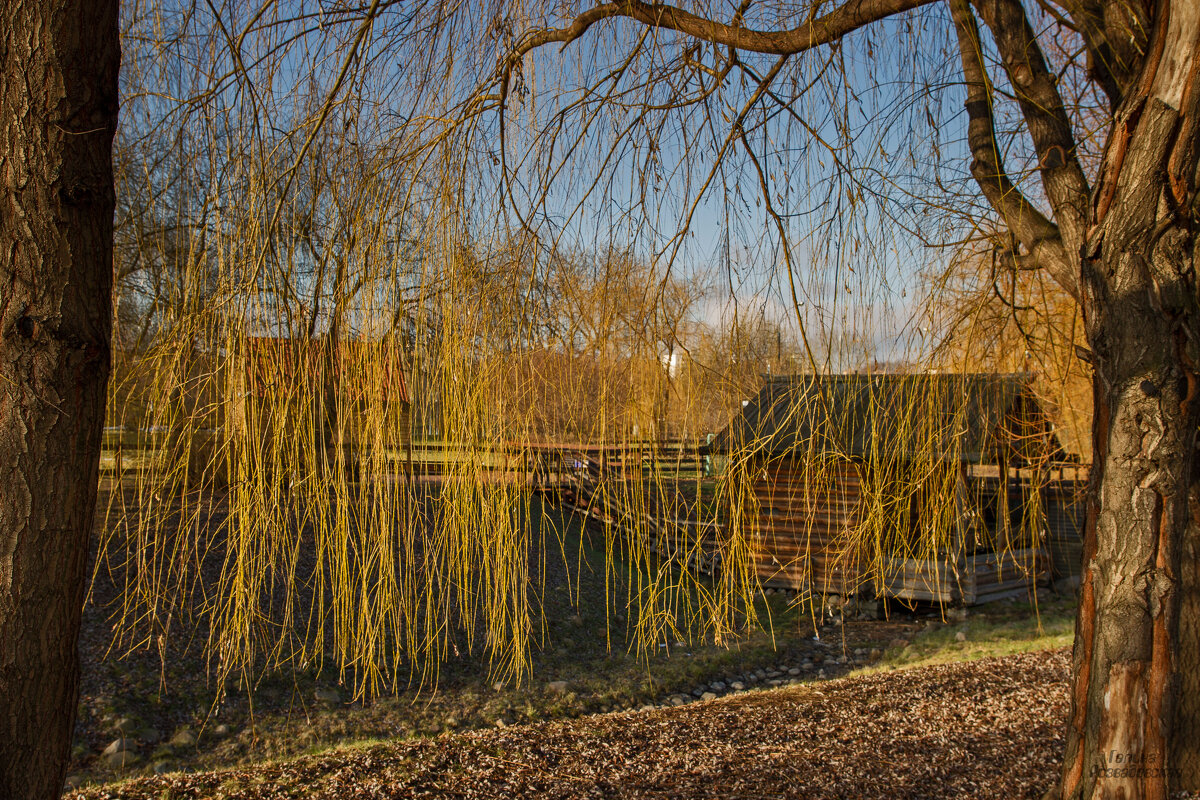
[0,4,119,800]
[1058,2,1200,797]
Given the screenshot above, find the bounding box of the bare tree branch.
[503,0,938,74]
[971,0,1091,290]
[1053,0,1149,108]
[948,0,1079,301]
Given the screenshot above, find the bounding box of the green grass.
[852,595,1076,677]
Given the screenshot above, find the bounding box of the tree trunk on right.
[1058,3,1200,796]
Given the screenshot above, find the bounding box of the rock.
[169,728,196,747]
[700,692,717,701]
[669,695,686,706]
[730,681,745,691]
[857,600,883,620]
[889,637,909,649]
[709,681,726,692]
[152,760,174,776]
[64,775,84,790]
[836,656,847,664]
[314,687,342,704]
[101,738,131,757]
[138,728,161,745]
[818,669,827,678]
[947,607,969,623]
[546,680,570,693]
[639,705,655,712]
[212,723,231,738]
[114,717,139,735]
[767,679,783,687]
[869,648,882,660]
[492,682,505,692]
[787,667,801,676]
[955,630,968,642]
[102,750,141,770]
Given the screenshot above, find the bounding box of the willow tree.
[0,3,119,800]
[493,0,1200,796]
[20,0,1191,796]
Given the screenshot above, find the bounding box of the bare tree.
[494,0,1200,796]
[0,4,119,800]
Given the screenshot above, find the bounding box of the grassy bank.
[71,488,1077,789]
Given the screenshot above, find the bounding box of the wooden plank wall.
[878,547,1047,604]
[749,459,869,594]
[1044,479,1087,579]
[750,458,1053,604]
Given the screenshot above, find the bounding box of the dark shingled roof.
[709,373,1067,465]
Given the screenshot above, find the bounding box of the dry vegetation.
[70,649,1074,800]
[71,484,1079,790]
[66,1,1108,795]
[100,0,1097,704]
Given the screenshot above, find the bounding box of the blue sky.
[120,0,1083,368]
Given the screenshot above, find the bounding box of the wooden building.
[710,373,1073,604]
[1042,470,1089,581]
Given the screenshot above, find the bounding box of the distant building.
[229,337,411,477]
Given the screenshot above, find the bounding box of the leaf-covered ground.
[75,490,938,782]
[73,648,1072,800]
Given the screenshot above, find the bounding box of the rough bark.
[0,4,119,800]
[1054,0,1149,107]
[1059,1,1200,797]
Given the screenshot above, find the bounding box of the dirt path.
[73,649,1071,800]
